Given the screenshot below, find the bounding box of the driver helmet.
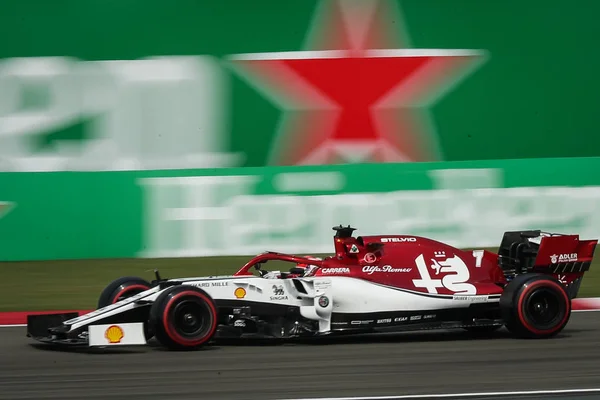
[296,255,322,276]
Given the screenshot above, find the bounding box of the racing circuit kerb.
[25,225,598,350]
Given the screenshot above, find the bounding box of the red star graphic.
[229,0,487,165]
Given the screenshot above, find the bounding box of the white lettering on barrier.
[138,176,600,258]
[0,57,79,171]
[139,175,260,256]
[0,56,238,171]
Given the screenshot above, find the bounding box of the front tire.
[149,285,218,350]
[500,273,571,339]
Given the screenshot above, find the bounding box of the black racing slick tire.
[500,273,571,339]
[148,285,218,351]
[97,276,152,309]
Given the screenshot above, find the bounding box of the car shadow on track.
[27,339,222,354]
[27,342,146,354]
[26,327,586,354]
[212,327,579,347]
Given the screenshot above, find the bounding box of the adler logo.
[550,253,578,263]
[381,237,417,243]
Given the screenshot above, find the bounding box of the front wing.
[27,312,148,347]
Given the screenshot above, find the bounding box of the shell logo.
[234,287,246,299]
[105,325,125,343]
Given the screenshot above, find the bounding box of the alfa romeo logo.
[364,253,377,263]
[318,296,329,308]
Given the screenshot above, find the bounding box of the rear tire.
[500,273,571,339]
[149,285,218,350]
[97,276,152,308]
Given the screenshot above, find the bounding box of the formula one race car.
[27,225,597,350]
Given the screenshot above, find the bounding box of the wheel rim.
[171,299,211,339]
[523,287,564,329]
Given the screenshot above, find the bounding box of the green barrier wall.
[2,157,600,261]
[2,0,599,261]
[0,0,599,170]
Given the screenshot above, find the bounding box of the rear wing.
[535,235,597,272]
[497,230,597,298]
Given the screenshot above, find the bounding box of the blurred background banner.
[0,0,599,171]
[1,0,599,262]
[2,158,600,261]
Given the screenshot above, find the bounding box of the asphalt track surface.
[1,313,600,400]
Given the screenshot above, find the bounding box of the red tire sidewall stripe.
[111,284,150,304]
[517,280,570,335]
[162,290,218,347]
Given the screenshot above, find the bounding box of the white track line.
[279,388,600,400]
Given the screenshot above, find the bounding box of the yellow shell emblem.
[234,287,246,299]
[105,325,125,344]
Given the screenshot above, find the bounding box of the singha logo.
[270,285,288,301]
